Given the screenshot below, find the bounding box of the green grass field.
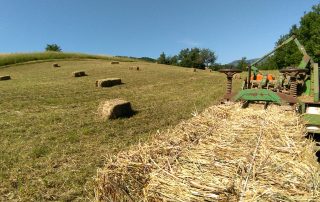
[0,52,135,68]
[0,59,243,201]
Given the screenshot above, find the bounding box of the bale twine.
[95,103,320,201]
[72,71,87,77]
[96,78,121,87]
[111,61,120,64]
[98,99,133,120]
[0,75,11,81]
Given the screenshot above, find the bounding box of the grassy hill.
[0,59,243,201]
[0,52,136,67]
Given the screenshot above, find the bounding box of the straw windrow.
[95,103,320,201]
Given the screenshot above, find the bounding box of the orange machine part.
[267,74,274,81]
[251,74,263,81]
[250,74,274,81]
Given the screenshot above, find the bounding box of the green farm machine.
[219,35,320,135]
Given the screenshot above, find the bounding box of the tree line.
[158,3,319,71]
[258,4,320,70]
[45,3,319,71]
[157,48,217,69]
[217,3,320,71]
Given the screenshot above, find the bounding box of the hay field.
[0,52,134,67]
[0,60,242,201]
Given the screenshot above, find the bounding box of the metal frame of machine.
[219,35,320,134]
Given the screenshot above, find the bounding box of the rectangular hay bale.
[52,63,60,68]
[96,78,122,87]
[0,75,11,81]
[111,61,119,64]
[129,66,139,70]
[98,99,133,120]
[72,71,86,77]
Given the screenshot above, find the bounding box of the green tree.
[237,57,248,71]
[168,55,179,66]
[189,48,204,68]
[271,3,320,68]
[157,52,167,64]
[259,56,278,70]
[158,48,216,68]
[201,48,217,67]
[178,48,192,67]
[45,44,62,52]
[178,48,215,68]
[298,4,320,62]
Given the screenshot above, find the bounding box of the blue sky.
[0,0,319,64]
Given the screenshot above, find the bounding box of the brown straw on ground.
[95,103,320,201]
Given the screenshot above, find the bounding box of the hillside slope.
[0,60,242,201]
[0,52,135,68]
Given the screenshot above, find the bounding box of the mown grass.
[0,52,135,67]
[0,60,243,201]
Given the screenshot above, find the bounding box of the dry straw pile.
[95,103,320,201]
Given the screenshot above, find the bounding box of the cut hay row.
[95,103,320,201]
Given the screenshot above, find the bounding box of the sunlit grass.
[0,60,243,201]
[0,52,135,67]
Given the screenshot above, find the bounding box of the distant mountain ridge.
[228,58,259,66]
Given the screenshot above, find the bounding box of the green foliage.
[258,56,278,70]
[138,57,156,62]
[45,44,62,52]
[299,4,320,61]
[179,48,197,68]
[116,56,156,62]
[210,63,232,71]
[157,52,168,64]
[265,3,320,69]
[157,48,216,69]
[201,48,217,67]
[237,57,249,71]
[166,55,179,66]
